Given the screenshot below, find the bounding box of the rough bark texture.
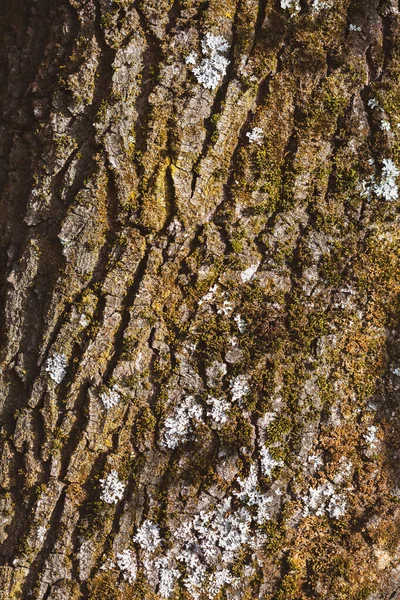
[1,0,400,598]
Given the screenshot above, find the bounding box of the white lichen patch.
[99,470,125,504]
[366,99,391,131]
[349,23,362,32]
[187,33,230,90]
[240,262,259,283]
[45,352,67,384]
[333,457,353,484]
[207,569,237,599]
[79,313,90,327]
[312,0,332,9]
[234,314,246,333]
[364,425,379,448]
[185,51,198,66]
[162,396,204,449]
[198,285,235,320]
[134,519,161,553]
[368,97,380,110]
[199,284,218,306]
[246,127,263,144]
[362,157,399,202]
[281,0,301,15]
[326,492,347,519]
[230,375,250,404]
[36,525,46,543]
[154,556,181,598]
[205,361,227,387]
[206,396,230,426]
[234,464,273,524]
[302,481,347,519]
[133,462,276,598]
[308,453,324,471]
[216,299,234,315]
[178,498,250,575]
[373,158,399,200]
[260,446,284,478]
[100,386,121,410]
[172,489,269,596]
[116,549,137,584]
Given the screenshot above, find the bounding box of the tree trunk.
[1,0,400,598]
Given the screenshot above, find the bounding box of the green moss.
[133,406,156,447]
[265,417,292,445]
[88,571,123,600]
[275,570,302,600]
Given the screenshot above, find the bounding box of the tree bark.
[1,0,400,598]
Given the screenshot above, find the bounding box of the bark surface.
[1,0,400,599]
